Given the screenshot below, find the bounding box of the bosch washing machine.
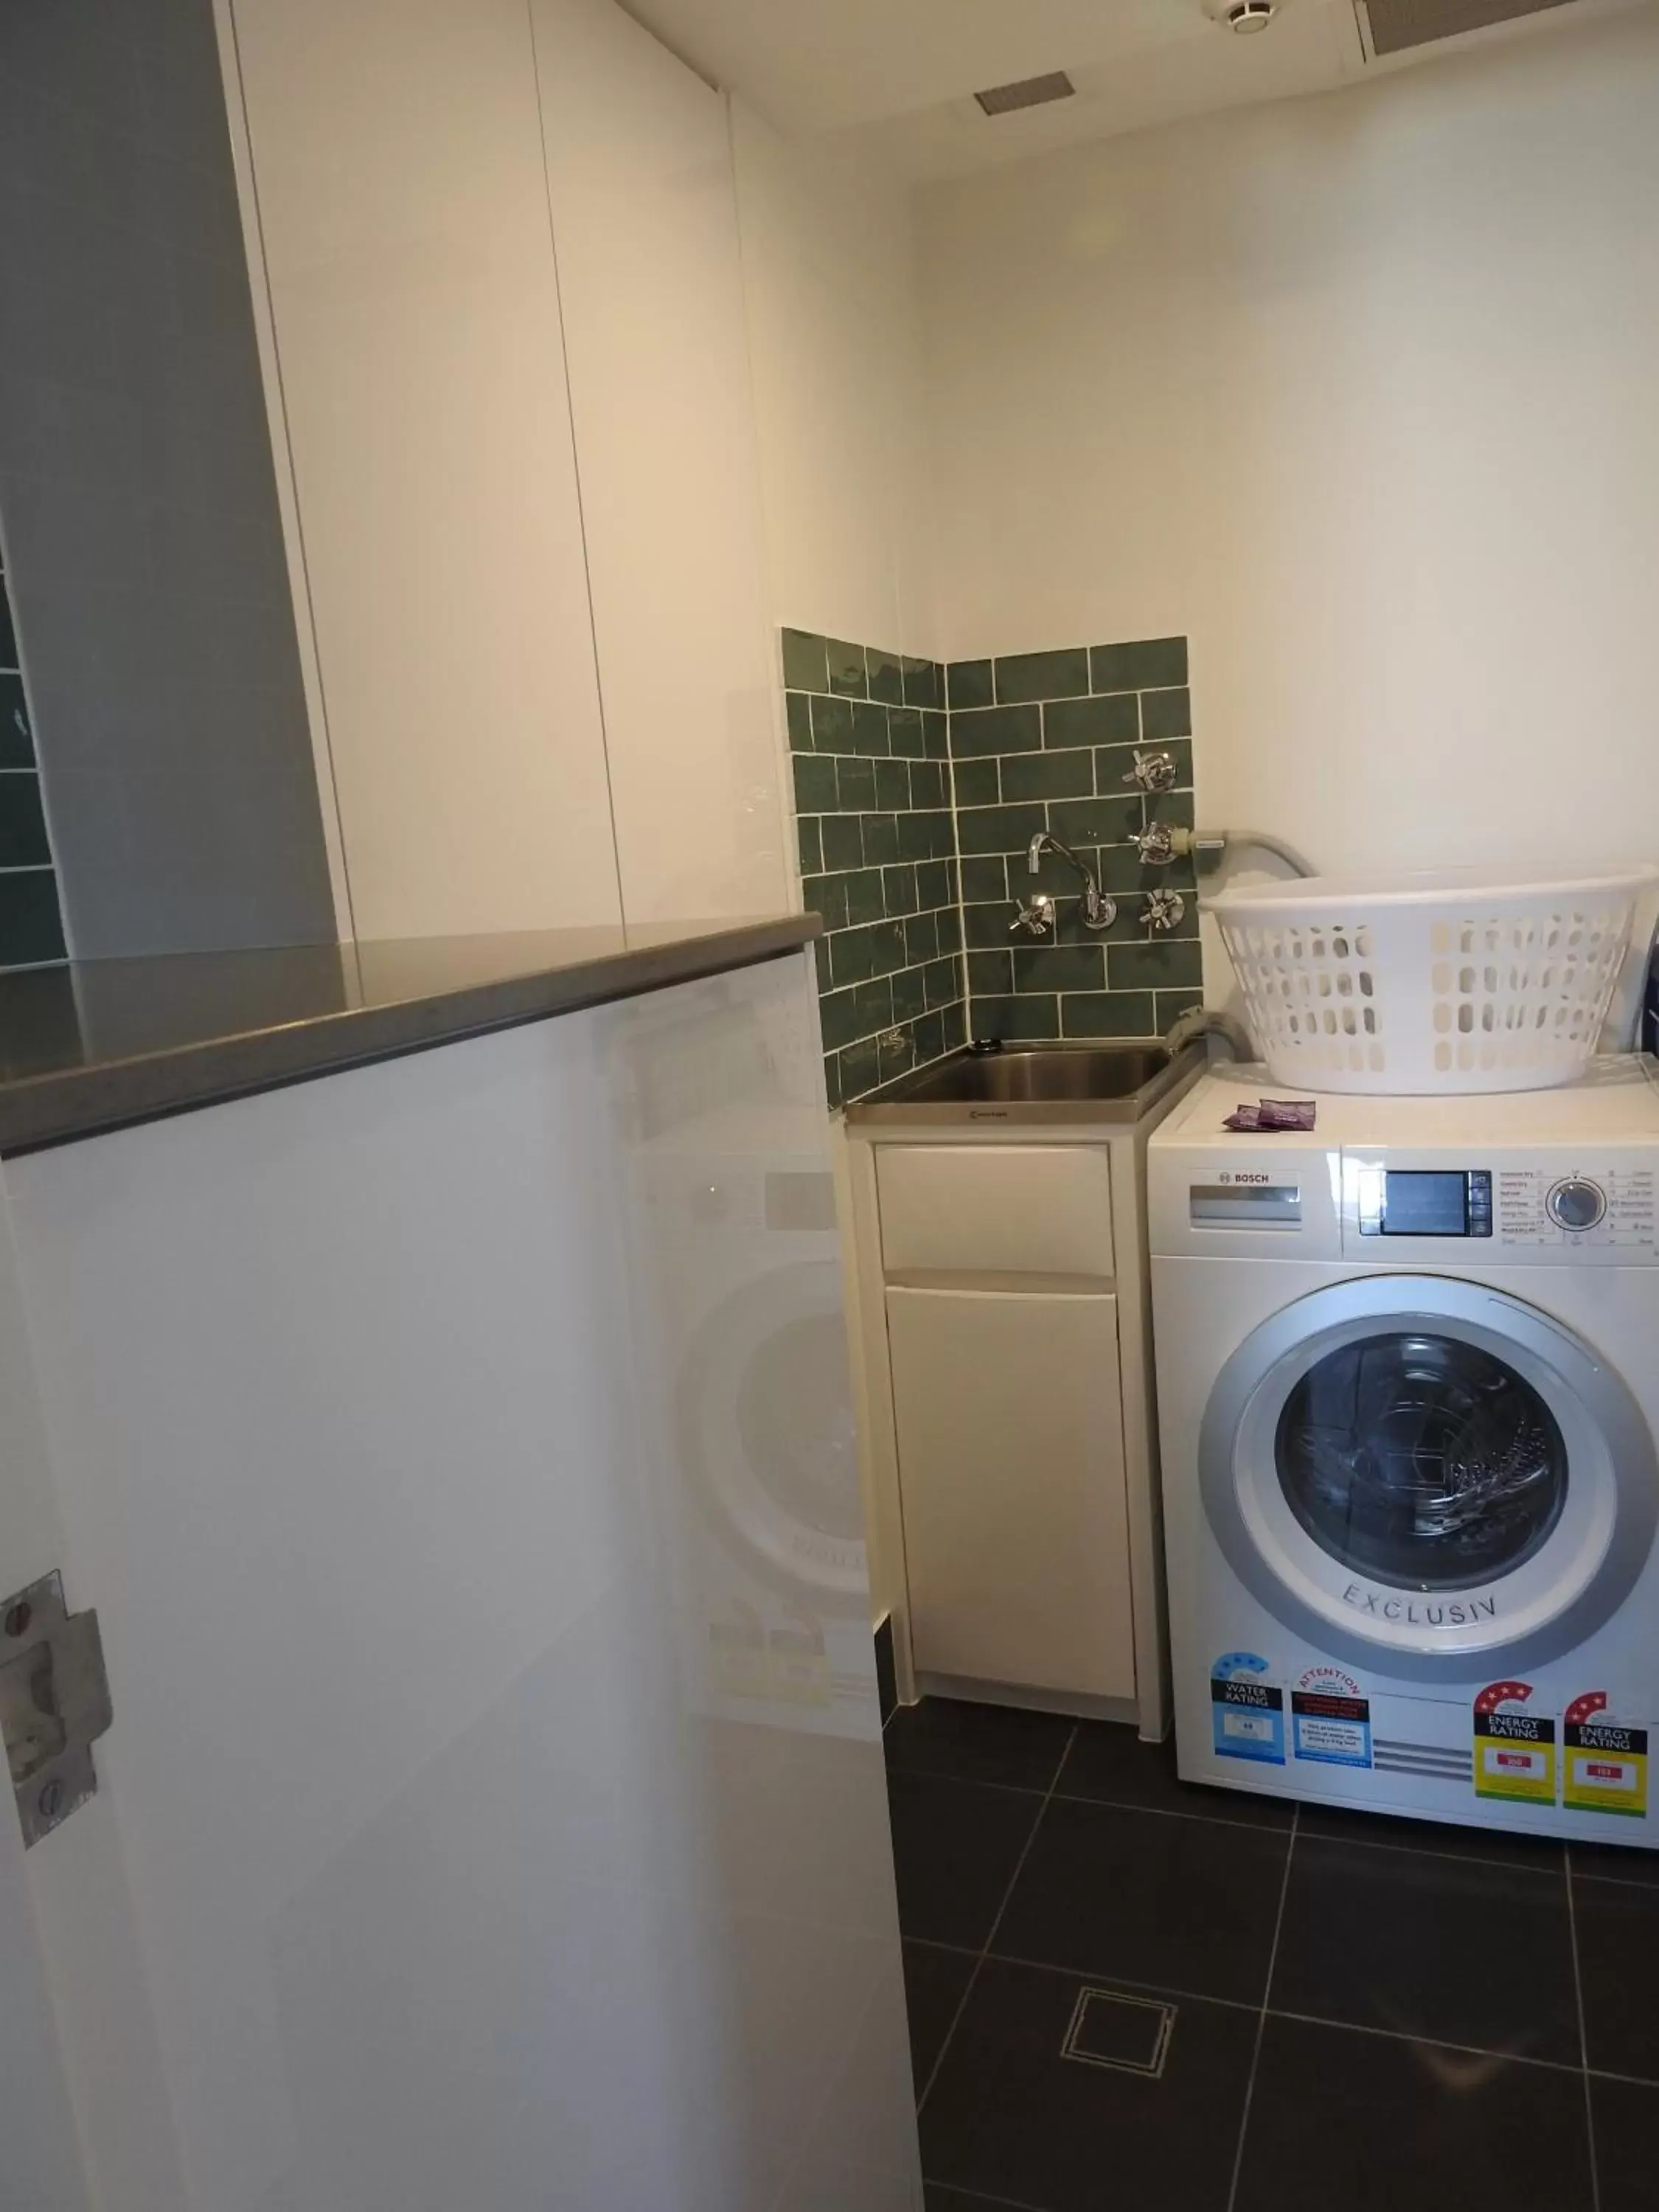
[1149,1057,1659,1844]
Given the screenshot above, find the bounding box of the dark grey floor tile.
[1298,1798,1563,1872]
[887,1769,1043,1950]
[1571,1836,1659,1888]
[1058,1720,1293,1829]
[994,1796,1289,2004]
[922,1957,1256,2212]
[1591,2073,1659,2212]
[903,1941,978,2091]
[1234,2015,1593,2212]
[1575,1874,1659,2081]
[1271,1836,1578,2065]
[886,1697,1074,1792]
[925,2189,1043,2211]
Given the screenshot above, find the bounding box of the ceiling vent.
[973,72,1077,116]
[1357,0,1574,57]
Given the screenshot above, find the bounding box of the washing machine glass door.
[1202,1274,1658,1677]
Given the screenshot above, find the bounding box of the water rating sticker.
[1563,1692,1649,1819]
[1291,1666,1372,1768]
[1472,1680,1556,1804]
[1211,1652,1284,1764]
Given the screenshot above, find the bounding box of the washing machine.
[1149,1057,1659,1844]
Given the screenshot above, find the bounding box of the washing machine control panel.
[1495,1165,1656,1251]
[1336,1151,1659,1261]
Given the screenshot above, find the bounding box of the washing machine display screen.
[1275,1333,1568,1590]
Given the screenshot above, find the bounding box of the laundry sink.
[845,1041,1203,1125]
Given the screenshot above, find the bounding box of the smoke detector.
[1203,0,1282,28]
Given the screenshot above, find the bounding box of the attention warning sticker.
[1292,1666,1372,1769]
[1211,1652,1284,1764]
[1563,1692,1649,1819]
[1473,1679,1556,1804]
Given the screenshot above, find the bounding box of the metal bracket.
[1,1573,112,1847]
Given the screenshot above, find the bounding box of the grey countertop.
[0,915,818,1156]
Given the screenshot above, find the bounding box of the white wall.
[917,7,1659,887]
[732,105,938,663]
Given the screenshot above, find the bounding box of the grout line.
[1566,1857,1603,2212]
[1293,1823,1566,1879]
[883,1763,1295,1840]
[1265,2005,1590,2079]
[1225,1803,1297,2212]
[914,1723,1077,2118]
[1564,1853,1659,1894]
[911,1936,1264,2017]
[922,2185,1053,2212]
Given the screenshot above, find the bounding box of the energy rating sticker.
[1563,1691,1649,1819]
[1211,1652,1284,1764]
[1292,1666,1372,1769]
[1472,1679,1556,1804]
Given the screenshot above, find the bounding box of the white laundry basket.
[1208,866,1658,1096]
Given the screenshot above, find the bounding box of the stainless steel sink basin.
[845,1041,1202,1124]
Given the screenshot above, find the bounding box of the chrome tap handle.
[1128,821,1179,866]
[1010,894,1057,936]
[1120,747,1178,795]
[1140,888,1186,933]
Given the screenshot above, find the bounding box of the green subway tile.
[851,700,891,757]
[1060,992,1158,1039]
[1099,845,1197,896]
[811,695,854,752]
[995,647,1089,704]
[950,703,1041,758]
[896,810,944,862]
[0,776,52,869]
[823,1051,844,1110]
[1090,636,1188,693]
[904,911,939,965]
[1096,738,1192,794]
[827,638,868,698]
[922,709,950,759]
[875,759,911,811]
[0,675,35,769]
[967,950,1014,997]
[883,863,919,917]
[936,907,963,954]
[782,628,828,692]
[1012,943,1106,993]
[946,659,993,709]
[952,757,999,808]
[1155,988,1206,1034]
[840,1035,881,1099]
[785,691,814,752]
[819,986,863,1050]
[0,869,66,968]
[852,976,894,1035]
[830,925,877,986]
[862,813,900,866]
[1028,844,1102,899]
[821,815,863,871]
[814,937,832,996]
[942,999,968,1052]
[910,759,946,810]
[913,1010,945,1065]
[891,964,928,1021]
[801,873,849,931]
[793,754,838,815]
[1001,748,1094,802]
[1110,939,1204,992]
[915,860,950,910]
[945,858,961,904]
[956,801,1048,854]
[879,1024,918,1083]
[837,756,877,813]
[867,647,905,706]
[888,707,927,759]
[1141,686,1192,743]
[1045,694,1139,750]
[846,868,885,926]
[925,956,961,1009]
[870,920,908,976]
[797,816,822,875]
[964,902,1013,950]
[902,658,943,710]
[959,855,1007,902]
[1151,790,1197,833]
[1048,794,1141,847]
[971,995,1059,1043]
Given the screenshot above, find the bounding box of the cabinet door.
[886,1286,1136,1699]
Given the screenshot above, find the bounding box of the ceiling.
[620,0,1652,178]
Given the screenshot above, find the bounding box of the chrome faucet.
[1026,832,1115,931]
[1164,1005,1253,1060]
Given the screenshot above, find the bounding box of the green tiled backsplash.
[782,627,1202,1103]
[0,547,67,973]
[783,628,963,1107]
[947,636,1203,1045]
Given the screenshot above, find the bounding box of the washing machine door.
[1201,1274,1659,1678]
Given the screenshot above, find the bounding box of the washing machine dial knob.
[1547,1177,1606,1232]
